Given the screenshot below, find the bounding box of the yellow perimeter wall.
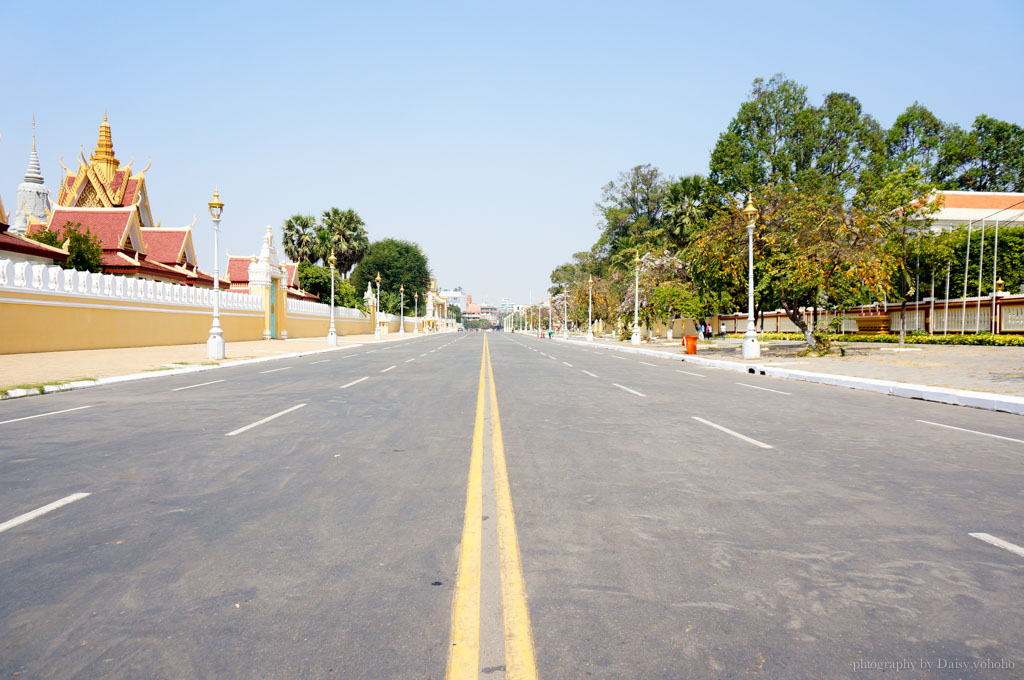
[0,289,266,353]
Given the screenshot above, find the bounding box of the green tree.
[296,261,362,308]
[447,304,462,323]
[595,164,668,261]
[281,214,317,263]
[937,115,1024,192]
[350,238,430,315]
[320,207,369,276]
[29,221,103,273]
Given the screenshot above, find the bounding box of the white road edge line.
[677,370,706,378]
[736,382,791,395]
[916,420,1024,444]
[582,370,598,378]
[171,379,226,392]
[969,532,1024,558]
[340,377,369,389]
[612,383,645,397]
[259,367,292,374]
[562,362,573,367]
[0,405,94,426]
[226,403,307,437]
[381,365,396,373]
[0,492,92,534]
[692,416,773,449]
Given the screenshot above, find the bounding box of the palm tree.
[663,174,718,250]
[282,215,317,263]
[321,207,369,277]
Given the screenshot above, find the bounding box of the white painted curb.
[554,336,1024,416]
[1,332,443,401]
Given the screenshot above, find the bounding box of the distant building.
[923,191,1024,231]
[440,286,465,310]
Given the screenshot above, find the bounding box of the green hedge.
[725,331,1024,346]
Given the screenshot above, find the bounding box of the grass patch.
[2,377,96,397]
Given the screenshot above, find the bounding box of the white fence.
[0,259,262,311]
[285,297,367,319]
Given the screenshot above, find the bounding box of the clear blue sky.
[2,1,1022,305]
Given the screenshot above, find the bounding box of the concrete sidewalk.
[557,333,1024,397]
[0,333,425,395]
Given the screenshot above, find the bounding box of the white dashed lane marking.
[171,379,225,392]
[969,533,1024,558]
[691,416,772,449]
[612,383,645,397]
[917,420,1024,445]
[0,493,92,534]
[736,382,790,395]
[0,405,94,426]
[226,404,307,437]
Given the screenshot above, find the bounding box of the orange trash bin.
[683,335,698,354]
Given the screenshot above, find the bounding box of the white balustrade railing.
[285,297,368,319]
[0,259,262,312]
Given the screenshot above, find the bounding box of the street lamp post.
[631,254,641,345]
[562,289,568,339]
[587,274,594,341]
[206,188,225,360]
[742,197,761,360]
[374,272,382,340]
[327,253,338,346]
[399,285,405,337]
[414,292,419,335]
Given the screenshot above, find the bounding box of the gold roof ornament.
[90,112,120,182]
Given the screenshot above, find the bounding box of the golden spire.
[90,112,120,181]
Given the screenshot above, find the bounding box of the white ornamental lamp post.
[562,288,569,339]
[206,188,226,360]
[587,274,594,341]
[631,253,641,345]
[327,252,338,346]
[414,292,419,335]
[399,284,405,337]
[374,272,382,340]
[742,196,761,359]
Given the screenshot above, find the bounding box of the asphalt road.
[1,331,1022,679]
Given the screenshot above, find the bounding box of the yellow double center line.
[446,335,538,680]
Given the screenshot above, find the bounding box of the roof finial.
[23,117,44,185]
[90,112,119,180]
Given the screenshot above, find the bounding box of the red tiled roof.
[283,262,298,287]
[108,169,127,197]
[0,229,69,262]
[100,250,188,282]
[226,256,251,284]
[49,207,134,250]
[121,179,139,205]
[140,229,186,264]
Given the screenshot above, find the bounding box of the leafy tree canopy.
[350,238,431,315]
